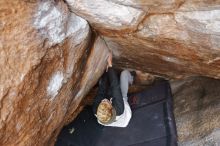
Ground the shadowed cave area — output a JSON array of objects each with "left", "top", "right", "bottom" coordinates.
[{"left": 1, "top": 0, "right": 220, "bottom": 146}]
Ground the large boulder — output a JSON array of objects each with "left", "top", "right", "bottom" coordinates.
[
  {"left": 0, "top": 0, "right": 108, "bottom": 145},
  {"left": 66, "top": 0, "right": 220, "bottom": 79},
  {"left": 171, "top": 77, "right": 220, "bottom": 146},
  {"left": 1, "top": 0, "right": 220, "bottom": 145}
]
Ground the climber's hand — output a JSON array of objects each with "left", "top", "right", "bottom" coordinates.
[{"left": 106, "top": 52, "right": 112, "bottom": 72}]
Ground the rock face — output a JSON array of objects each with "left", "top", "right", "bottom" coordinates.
[
  {"left": 66, "top": 0, "right": 220, "bottom": 79},
  {"left": 1, "top": 0, "right": 220, "bottom": 145},
  {"left": 0, "top": 1, "right": 108, "bottom": 146},
  {"left": 171, "top": 77, "right": 220, "bottom": 146}
]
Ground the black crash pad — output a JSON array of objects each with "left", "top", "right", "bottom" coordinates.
[{"left": 55, "top": 81, "right": 177, "bottom": 146}]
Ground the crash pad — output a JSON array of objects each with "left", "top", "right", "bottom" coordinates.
[{"left": 55, "top": 81, "right": 177, "bottom": 146}]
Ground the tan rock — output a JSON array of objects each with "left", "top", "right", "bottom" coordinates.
[
  {"left": 1, "top": 0, "right": 220, "bottom": 145},
  {"left": 48, "top": 36, "right": 110, "bottom": 145},
  {"left": 110, "top": 0, "right": 184, "bottom": 13},
  {"left": 63, "top": 36, "right": 110, "bottom": 123},
  {"left": 171, "top": 77, "right": 220, "bottom": 146},
  {"left": 66, "top": 0, "right": 220, "bottom": 79},
  {"left": 0, "top": 0, "right": 105, "bottom": 145},
  {"left": 66, "top": 0, "right": 146, "bottom": 32}
]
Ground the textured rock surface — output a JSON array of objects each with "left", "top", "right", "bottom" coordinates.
[
  {"left": 66, "top": 0, "right": 145, "bottom": 31},
  {"left": 1, "top": 0, "right": 220, "bottom": 145},
  {"left": 66, "top": 0, "right": 220, "bottom": 79},
  {"left": 0, "top": 1, "right": 109, "bottom": 146},
  {"left": 48, "top": 37, "right": 110, "bottom": 145},
  {"left": 63, "top": 37, "right": 110, "bottom": 121},
  {"left": 171, "top": 77, "right": 220, "bottom": 146}
]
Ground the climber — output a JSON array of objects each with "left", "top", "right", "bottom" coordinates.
[{"left": 93, "top": 52, "right": 134, "bottom": 127}]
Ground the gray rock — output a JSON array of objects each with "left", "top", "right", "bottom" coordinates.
[{"left": 171, "top": 77, "right": 220, "bottom": 146}]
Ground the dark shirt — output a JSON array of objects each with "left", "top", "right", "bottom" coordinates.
[{"left": 93, "top": 68, "right": 124, "bottom": 116}]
